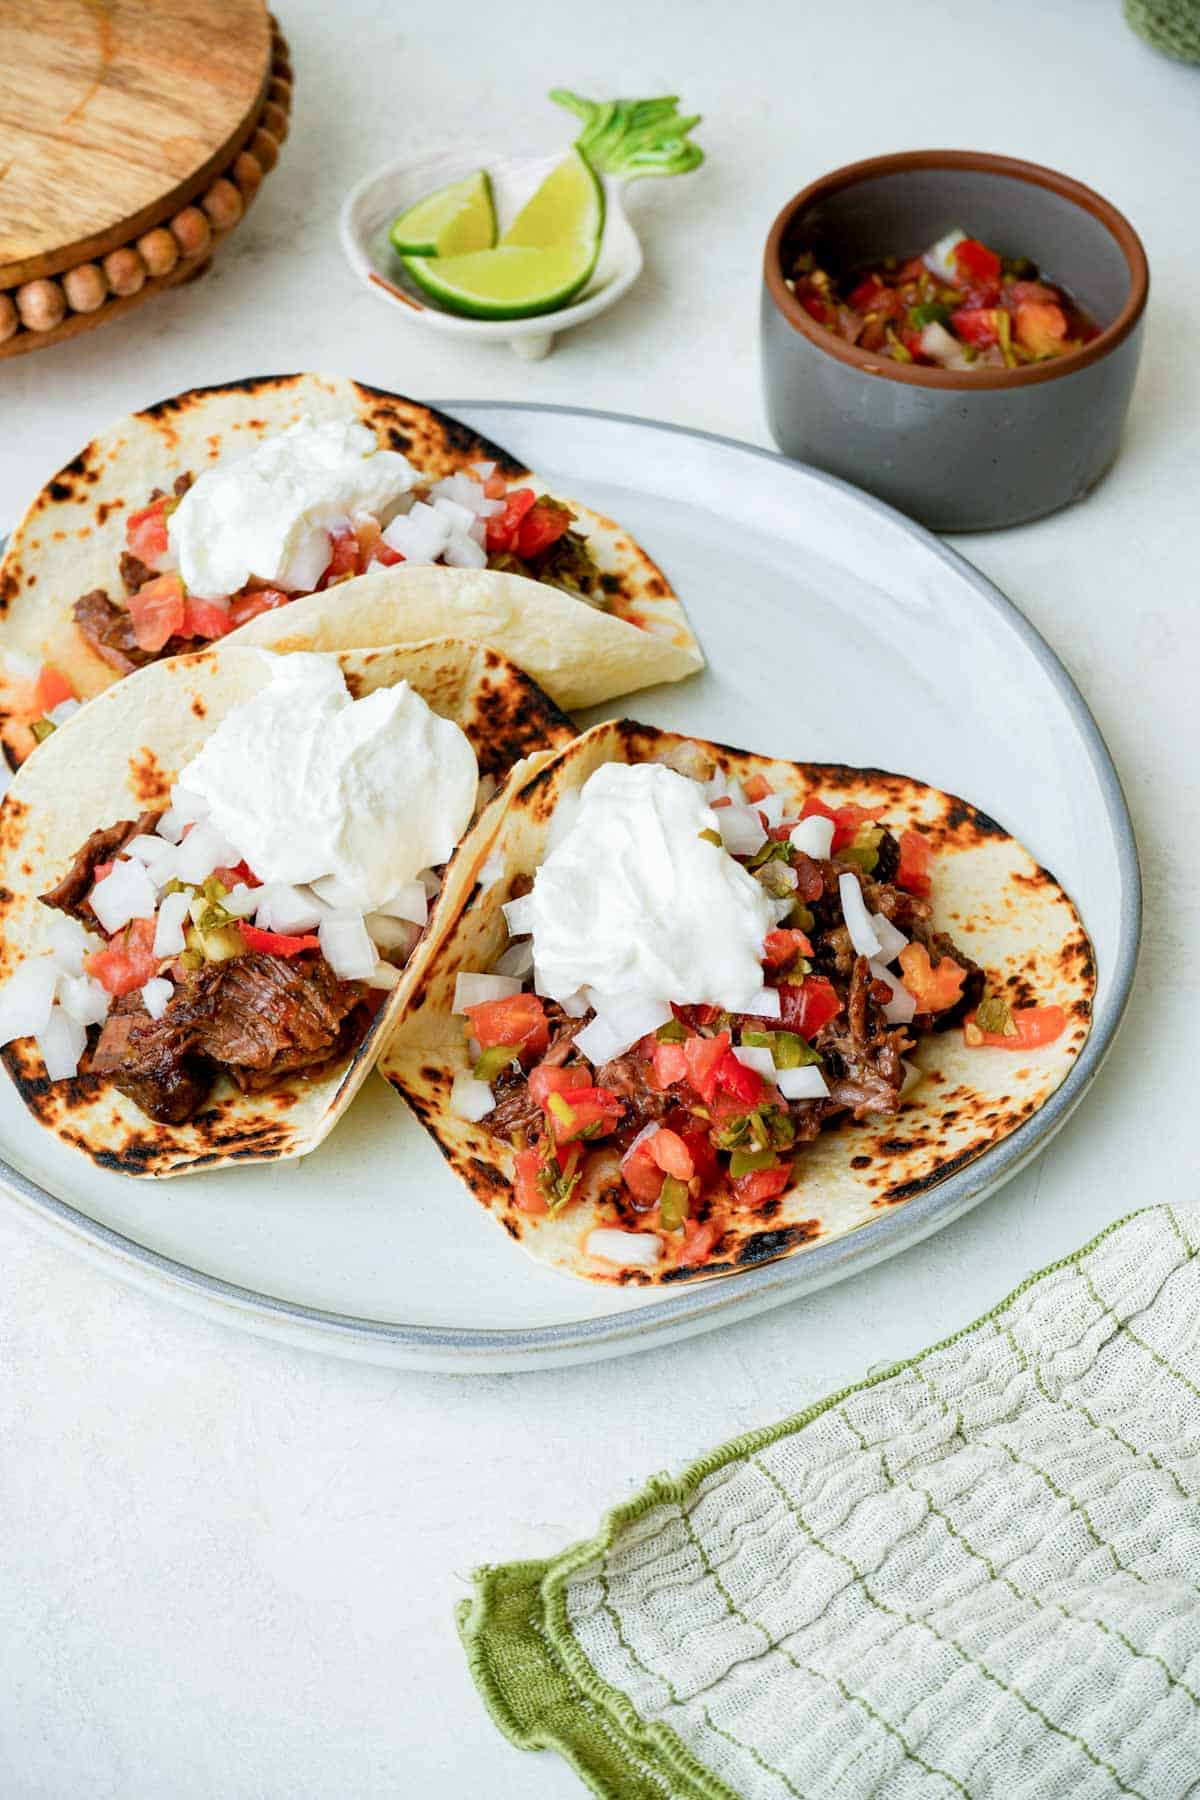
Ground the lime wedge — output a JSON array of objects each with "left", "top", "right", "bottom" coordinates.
[
  {"left": 389, "top": 170, "right": 496, "bottom": 258},
  {"left": 501, "top": 148, "right": 604, "bottom": 254},
  {"left": 401, "top": 242, "right": 597, "bottom": 319}
]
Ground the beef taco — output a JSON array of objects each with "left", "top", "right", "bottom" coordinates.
[
  {"left": 380, "top": 720, "right": 1094, "bottom": 1285},
  {"left": 0, "top": 638, "right": 573, "bottom": 1176},
  {"left": 0, "top": 374, "right": 702, "bottom": 765}
]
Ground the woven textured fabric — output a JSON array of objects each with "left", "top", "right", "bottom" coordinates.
[
  {"left": 1125, "top": 0, "right": 1200, "bottom": 61},
  {"left": 461, "top": 1205, "right": 1200, "bottom": 1798}
]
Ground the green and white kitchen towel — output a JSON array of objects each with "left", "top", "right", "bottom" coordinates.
[{"left": 460, "top": 1205, "right": 1200, "bottom": 1797}]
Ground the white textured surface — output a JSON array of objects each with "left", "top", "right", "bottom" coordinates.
[{"left": 1, "top": 0, "right": 1197, "bottom": 1793}]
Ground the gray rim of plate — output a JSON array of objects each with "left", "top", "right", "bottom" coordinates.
[{"left": 0, "top": 404, "right": 1142, "bottom": 1362}]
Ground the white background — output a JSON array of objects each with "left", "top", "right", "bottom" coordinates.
[{"left": 1, "top": 2, "right": 1197, "bottom": 1794}]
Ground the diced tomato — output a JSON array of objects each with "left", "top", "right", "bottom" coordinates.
[
  {"left": 127, "top": 573, "right": 185, "bottom": 653},
  {"left": 125, "top": 497, "right": 171, "bottom": 566},
  {"left": 84, "top": 917, "right": 159, "bottom": 997},
  {"left": 645, "top": 1127, "right": 694, "bottom": 1181},
  {"left": 350, "top": 516, "right": 403, "bottom": 570},
  {"left": 465, "top": 991, "right": 549, "bottom": 1063},
  {"left": 678, "top": 1217, "right": 719, "bottom": 1267},
  {"left": 650, "top": 1039, "right": 689, "bottom": 1090},
  {"left": 485, "top": 487, "right": 538, "bottom": 554},
  {"left": 238, "top": 922, "right": 317, "bottom": 957},
  {"left": 900, "top": 326, "right": 931, "bottom": 363},
  {"left": 778, "top": 976, "right": 843, "bottom": 1039},
  {"left": 228, "top": 588, "right": 291, "bottom": 629},
  {"left": 31, "top": 665, "right": 75, "bottom": 714},
  {"left": 621, "top": 1139, "right": 665, "bottom": 1205},
  {"left": 847, "top": 273, "right": 889, "bottom": 312},
  {"left": 898, "top": 943, "right": 966, "bottom": 1012},
  {"left": 679, "top": 1126, "right": 720, "bottom": 1190},
  {"left": 796, "top": 285, "right": 831, "bottom": 326},
  {"left": 528, "top": 1063, "right": 590, "bottom": 1109},
  {"left": 742, "top": 774, "right": 773, "bottom": 804},
  {"left": 513, "top": 1146, "right": 548, "bottom": 1214},
  {"left": 673, "top": 1002, "right": 723, "bottom": 1029},
  {"left": 715, "top": 1050, "right": 763, "bottom": 1108},
  {"left": 542, "top": 1083, "right": 622, "bottom": 1145},
  {"left": 1006, "top": 280, "right": 1058, "bottom": 307},
  {"left": 800, "top": 796, "right": 883, "bottom": 853},
  {"left": 731, "top": 1163, "right": 792, "bottom": 1208},
  {"left": 212, "top": 860, "right": 260, "bottom": 889},
  {"left": 681, "top": 1029, "right": 730, "bottom": 1103},
  {"left": 950, "top": 306, "right": 1002, "bottom": 348},
  {"left": 514, "top": 496, "right": 573, "bottom": 560},
  {"left": 481, "top": 473, "right": 507, "bottom": 500},
  {"left": 965, "top": 1004, "right": 1067, "bottom": 1050},
  {"left": 952, "top": 237, "right": 1002, "bottom": 284},
  {"left": 762, "top": 928, "right": 813, "bottom": 970},
  {"left": 181, "top": 598, "right": 234, "bottom": 641},
  {"left": 318, "top": 524, "right": 363, "bottom": 588},
  {"left": 896, "top": 829, "right": 931, "bottom": 897},
  {"left": 1014, "top": 301, "right": 1068, "bottom": 357}
]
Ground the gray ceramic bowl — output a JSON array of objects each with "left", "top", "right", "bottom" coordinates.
[{"left": 761, "top": 150, "right": 1149, "bottom": 531}]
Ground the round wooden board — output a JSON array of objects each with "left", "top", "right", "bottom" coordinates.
[{"left": 0, "top": 2, "right": 292, "bottom": 358}]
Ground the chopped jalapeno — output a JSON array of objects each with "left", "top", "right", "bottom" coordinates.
[
  {"left": 658, "top": 1176, "right": 689, "bottom": 1231},
  {"left": 840, "top": 823, "right": 884, "bottom": 873},
  {"left": 729, "top": 1145, "right": 779, "bottom": 1177},
  {"left": 974, "top": 997, "right": 1016, "bottom": 1037},
  {"left": 656, "top": 1019, "right": 687, "bottom": 1043},
  {"left": 474, "top": 1044, "right": 517, "bottom": 1082},
  {"left": 910, "top": 301, "right": 951, "bottom": 329},
  {"left": 546, "top": 1091, "right": 576, "bottom": 1128},
  {"left": 697, "top": 828, "right": 722, "bottom": 847},
  {"left": 772, "top": 1030, "right": 821, "bottom": 1069},
  {"left": 30, "top": 719, "right": 55, "bottom": 743}
]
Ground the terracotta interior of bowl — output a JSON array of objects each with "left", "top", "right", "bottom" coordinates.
[{"left": 788, "top": 169, "right": 1133, "bottom": 327}]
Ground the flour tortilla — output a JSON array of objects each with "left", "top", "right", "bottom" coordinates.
[
  {"left": 0, "top": 638, "right": 574, "bottom": 1177},
  {"left": 380, "top": 720, "right": 1095, "bottom": 1286},
  {"left": 0, "top": 373, "right": 703, "bottom": 764}
]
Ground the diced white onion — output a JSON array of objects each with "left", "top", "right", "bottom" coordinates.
[
  {"left": 174, "top": 822, "right": 239, "bottom": 887},
  {"left": 124, "top": 835, "right": 179, "bottom": 887},
  {"left": 470, "top": 460, "right": 496, "bottom": 480},
  {"left": 36, "top": 1005, "right": 86, "bottom": 1080},
  {"left": 492, "top": 938, "right": 534, "bottom": 979},
  {"left": 451, "top": 1073, "right": 495, "bottom": 1121},
  {"left": 742, "top": 986, "right": 781, "bottom": 1020},
  {"left": 140, "top": 977, "right": 173, "bottom": 1020},
  {"left": 839, "top": 873, "right": 882, "bottom": 958},
  {"left": 221, "top": 882, "right": 261, "bottom": 919},
  {"left": 46, "top": 698, "right": 80, "bottom": 727},
  {"left": 705, "top": 768, "right": 727, "bottom": 802},
  {"left": 382, "top": 500, "right": 451, "bottom": 564},
  {"left": 732, "top": 1045, "right": 776, "bottom": 1080},
  {"left": 155, "top": 807, "right": 188, "bottom": 845},
  {"left": 0, "top": 958, "right": 58, "bottom": 1044},
  {"left": 585, "top": 1228, "right": 663, "bottom": 1270},
  {"left": 923, "top": 227, "right": 966, "bottom": 282},
  {"left": 58, "top": 973, "right": 110, "bottom": 1028},
  {"left": 318, "top": 913, "right": 377, "bottom": 982},
  {"left": 255, "top": 883, "right": 325, "bottom": 933},
  {"left": 919, "top": 320, "right": 972, "bottom": 370},
  {"left": 557, "top": 988, "right": 590, "bottom": 1019},
  {"left": 90, "top": 858, "right": 158, "bottom": 934},
  {"left": 365, "top": 913, "right": 420, "bottom": 956},
  {"left": 4, "top": 649, "right": 42, "bottom": 682},
  {"left": 871, "top": 913, "right": 908, "bottom": 965},
  {"left": 466, "top": 515, "right": 487, "bottom": 547},
  {"left": 777, "top": 1064, "right": 829, "bottom": 1101},
  {"left": 869, "top": 959, "right": 916, "bottom": 1025},
  {"left": 420, "top": 868, "right": 443, "bottom": 900},
  {"left": 376, "top": 881, "right": 428, "bottom": 926},
  {"left": 764, "top": 861, "right": 798, "bottom": 891},
  {"left": 453, "top": 971, "right": 522, "bottom": 1014},
  {"left": 758, "top": 792, "right": 787, "bottom": 828},
  {"left": 153, "top": 888, "right": 193, "bottom": 956},
  {"left": 575, "top": 996, "right": 672, "bottom": 1066},
  {"left": 310, "top": 873, "right": 362, "bottom": 910},
  {"left": 477, "top": 853, "right": 505, "bottom": 892},
  {"left": 168, "top": 785, "right": 209, "bottom": 825},
  {"left": 45, "top": 911, "right": 99, "bottom": 975},
  {"left": 901, "top": 1058, "right": 923, "bottom": 1098},
  {"left": 431, "top": 495, "right": 476, "bottom": 534},
  {"left": 502, "top": 894, "right": 535, "bottom": 935},
  {"left": 444, "top": 531, "right": 488, "bottom": 568},
  {"left": 790, "top": 815, "right": 834, "bottom": 859},
  {"left": 365, "top": 960, "right": 402, "bottom": 991},
  {"left": 716, "top": 804, "right": 767, "bottom": 857},
  {"left": 766, "top": 894, "right": 797, "bottom": 926}
]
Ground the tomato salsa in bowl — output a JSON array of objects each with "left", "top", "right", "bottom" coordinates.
[{"left": 761, "top": 150, "right": 1148, "bottom": 530}]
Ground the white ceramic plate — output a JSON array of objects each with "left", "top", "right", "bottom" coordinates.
[{"left": 0, "top": 407, "right": 1139, "bottom": 1371}]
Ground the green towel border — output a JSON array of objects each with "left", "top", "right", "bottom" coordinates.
[{"left": 458, "top": 1203, "right": 1168, "bottom": 1800}]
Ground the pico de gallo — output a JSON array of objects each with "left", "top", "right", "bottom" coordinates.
[
  {"left": 453, "top": 762, "right": 1068, "bottom": 1278},
  {"left": 787, "top": 228, "right": 1099, "bottom": 371},
  {"left": 62, "top": 464, "right": 598, "bottom": 697}
]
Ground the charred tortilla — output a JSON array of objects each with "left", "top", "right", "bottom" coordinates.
[
  {"left": 0, "top": 374, "right": 702, "bottom": 765},
  {"left": 0, "top": 638, "right": 573, "bottom": 1177},
  {"left": 380, "top": 720, "right": 1094, "bottom": 1286}
]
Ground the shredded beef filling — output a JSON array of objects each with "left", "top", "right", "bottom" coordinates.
[
  {"left": 91, "top": 953, "right": 370, "bottom": 1124},
  {"left": 39, "top": 811, "right": 162, "bottom": 921}
]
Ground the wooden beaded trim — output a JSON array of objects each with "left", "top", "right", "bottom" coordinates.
[{"left": 0, "top": 20, "right": 293, "bottom": 358}]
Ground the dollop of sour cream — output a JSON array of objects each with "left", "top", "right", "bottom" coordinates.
[
  {"left": 528, "top": 762, "right": 773, "bottom": 1013},
  {"left": 178, "top": 653, "right": 477, "bottom": 910},
  {"left": 168, "top": 417, "right": 420, "bottom": 599}
]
